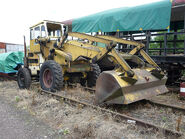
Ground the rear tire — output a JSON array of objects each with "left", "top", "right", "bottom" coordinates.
[
  {"left": 40, "top": 60, "right": 63, "bottom": 92},
  {"left": 17, "top": 68, "right": 31, "bottom": 89},
  {"left": 87, "top": 64, "right": 101, "bottom": 87}
]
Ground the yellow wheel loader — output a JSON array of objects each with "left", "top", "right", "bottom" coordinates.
[{"left": 17, "top": 20, "right": 168, "bottom": 105}]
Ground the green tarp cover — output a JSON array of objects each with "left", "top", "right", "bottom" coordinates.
[
  {"left": 72, "top": 0, "right": 172, "bottom": 33},
  {"left": 0, "top": 52, "right": 24, "bottom": 73}
]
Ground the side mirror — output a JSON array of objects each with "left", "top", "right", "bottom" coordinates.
[
  {"left": 47, "top": 37, "right": 51, "bottom": 43},
  {"left": 35, "top": 36, "right": 40, "bottom": 43}
]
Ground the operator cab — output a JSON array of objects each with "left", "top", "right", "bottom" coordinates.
[
  {"left": 29, "top": 20, "right": 68, "bottom": 56},
  {"left": 30, "top": 20, "right": 66, "bottom": 40}
]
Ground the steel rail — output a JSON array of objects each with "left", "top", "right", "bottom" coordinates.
[
  {"left": 70, "top": 85, "right": 185, "bottom": 112},
  {"left": 146, "top": 99, "right": 185, "bottom": 112},
  {"left": 0, "top": 73, "right": 16, "bottom": 81},
  {"left": 40, "top": 89, "right": 183, "bottom": 137}
]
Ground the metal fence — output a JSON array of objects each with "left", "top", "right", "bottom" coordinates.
[{"left": 117, "top": 31, "right": 185, "bottom": 57}]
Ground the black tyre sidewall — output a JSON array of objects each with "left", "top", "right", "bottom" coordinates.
[
  {"left": 17, "top": 68, "right": 31, "bottom": 89},
  {"left": 40, "top": 60, "right": 63, "bottom": 92},
  {"left": 87, "top": 64, "right": 101, "bottom": 87}
]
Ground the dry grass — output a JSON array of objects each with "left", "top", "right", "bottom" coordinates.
[
  {"left": 0, "top": 81, "right": 184, "bottom": 139},
  {"left": 63, "top": 84, "right": 95, "bottom": 104}
]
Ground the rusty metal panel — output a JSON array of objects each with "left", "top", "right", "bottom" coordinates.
[{"left": 0, "top": 42, "right": 6, "bottom": 49}]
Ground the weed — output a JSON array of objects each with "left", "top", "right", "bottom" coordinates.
[{"left": 15, "top": 96, "right": 20, "bottom": 102}]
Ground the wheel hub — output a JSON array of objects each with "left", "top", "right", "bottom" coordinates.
[{"left": 43, "top": 68, "right": 53, "bottom": 88}]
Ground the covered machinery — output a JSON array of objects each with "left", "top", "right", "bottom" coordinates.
[
  {"left": 17, "top": 20, "right": 168, "bottom": 105},
  {"left": 0, "top": 51, "right": 24, "bottom": 73}
]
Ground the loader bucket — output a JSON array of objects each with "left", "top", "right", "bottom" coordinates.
[{"left": 95, "top": 69, "right": 168, "bottom": 104}]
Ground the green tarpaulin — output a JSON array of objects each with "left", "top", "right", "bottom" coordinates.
[
  {"left": 0, "top": 52, "right": 24, "bottom": 73},
  {"left": 72, "top": 0, "right": 172, "bottom": 33}
]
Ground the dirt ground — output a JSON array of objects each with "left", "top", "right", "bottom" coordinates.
[
  {"left": 0, "top": 81, "right": 184, "bottom": 139},
  {"left": 56, "top": 84, "right": 185, "bottom": 133}
]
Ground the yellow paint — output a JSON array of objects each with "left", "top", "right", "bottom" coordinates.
[
  {"left": 139, "top": 28, "right": 143, "bottom": 31},
  {"left": 69, "top": 32, "right": 111, "bottom": 45},
  {"left": 140, "top": 49, "right": 159, "bottom": 68},
  {"left": 124, "top": 93, "right": 138, "bottom": 103},
  {"left": 82, "top": 72, "right": 87, "bottom": 78},
  {"left": 62, "top": 42, "right": 99, "bottom": 61},
  {"left": 54, "top": 52, "right": 67, "bottom": 65},
  {"left": 145, "top": 68, "right": 155, "bottom": 72},
  {"left": 129, "top": 45, "right": 144, "bottom": 55},
  {"left": 64, "top": 76, "right": 69, "bottom": 81},
  {"left": 113, "top": 72, "right": 129, "bottom": 87},
  {"left": 97, "top": 35, "right": 145, "bottom": 47},
  {"left": 30, "top": 40, "right": 40, "bottom": 53}
]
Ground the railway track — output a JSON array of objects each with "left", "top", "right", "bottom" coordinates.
[
  {"left": 70, "top": 85, "right": 185, "bottom": 112},
  {"left": 0, "top": 73, "right": 16, "bottom": 81},
  {"left": 146, "top": 99, "right": 185, "bottom": 112},
  {"left": 40, "top": 89, "right": 183, "bottom": 137}
]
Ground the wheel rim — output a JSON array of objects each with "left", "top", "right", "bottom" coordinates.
[
  {"left": 43, "top": 68, "right": 53, "bottom": 88},
  {"left": 19, "top": 72, "right": 25, "bottom": 87}
]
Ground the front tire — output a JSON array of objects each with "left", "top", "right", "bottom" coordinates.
[
  {"left": 40, "top": 60, "right": 63, "bottom": 92},
  {"left": 87, "top": 64, "right": 101, "bottom": 87},
  {"left": 17, "top": 67, "right": 31, "bottom": 89}
]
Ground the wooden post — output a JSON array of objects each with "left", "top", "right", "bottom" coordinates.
[
  {"left": 23, "top": 36, "right": 28, "bottom": 68},
  {"left": 146, "top": 31, "right": 150, "bottom": 53},
  {"left": 184, "top": 12, "right": 185, "bottom": 56},
  {"left": 159, "top": 42, "right": 162, "bottom": 55},
  {"left": 164, "top": 33, "right": 167, "bottom": 56},
  {"left": 173, "top": 25, "right": 177, "bottom": 54},
  {"left": 130, "top": 33, "right": 134, "bottom": 49}
]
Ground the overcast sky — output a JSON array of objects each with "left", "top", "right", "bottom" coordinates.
[{"left": 0, "top": 0, "right": 162, "bottom": 45}]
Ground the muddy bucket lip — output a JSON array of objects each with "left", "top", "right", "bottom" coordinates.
[
  {"left": 95, "top": 70, "right": 168, "bottom": 105},
  {"left": 122, "top": 84, "right": 168, "bottom": 104},
  {"left": 95, "top": 71, "right": 122, "bottom": 104}
]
